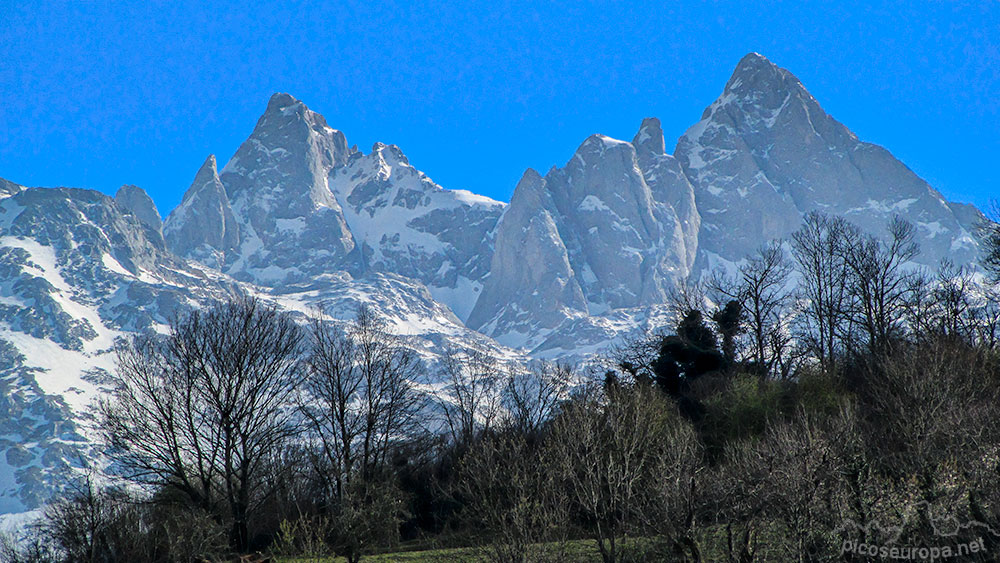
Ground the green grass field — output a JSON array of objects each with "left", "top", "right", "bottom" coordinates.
[
  {"left": 276, "top": 538, "right": 609, "bottom": 562},
  {"left": 274, "top": 525, "right": 795, "bottom": 561}
]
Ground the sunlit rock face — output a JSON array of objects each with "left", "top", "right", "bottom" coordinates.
[
  {"left": 164, "top": 155, "right": 240, "bottom": 269},
  {"left": 675, "top": 52, "right": 979, "bottom": 273},
  {"left": 469, "top": 121, "right": 699, "bottom": 350},
  {"left": 165, "top": 94, "right": 505, "bottom": 321},
  {"left": 114, "top": 184, "right": 162, "bottom": 237}
]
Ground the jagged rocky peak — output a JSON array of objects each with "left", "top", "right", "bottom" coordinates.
[
  {"left": 725, "top": 53, "right": 787, "bottom": 93},
  {"left": 675, "top": 52, "right": 980, "bottom": 270},
  {"left": 371, "top": 141, "right": 409, "bottom": 165},
  {"left": 114, "top": 184, "right": 162, "bottom": 235},
  {"left": 466, "top": 167, "right": 585, "bottom": 339},
  {"left": 469, "top": 125, "right": 699, "bottom": 348},
  {"left": 263, "top": 92, "right": 339, "bottom": 135},
  {"left": 630, "top": 118, "right": 701, "bottom": 271},
  {"left": 163, "top": 154, "right": 240, "bottom": 268},
  {"left": 194, "top": 154, "right": 219, "bottom": 183},
  {"left": 632, "top": 117, "right": 666, "bottom": 155},
  {"left": 329, "top": 137, "right": 505, "bottom": 321},
  {"left": 208, "top": 93, "right": 360, "bottom": 284},
  {"left": 220, "top": 92, "right": 355, "bottom": 217}
]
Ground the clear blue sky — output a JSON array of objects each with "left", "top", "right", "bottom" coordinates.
[{"left": 1, "top": 1, "right": 997, "bottom": 214}]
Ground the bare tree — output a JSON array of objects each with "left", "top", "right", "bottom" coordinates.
[
  {"left": 457, "top": 430, "right": 570, "bottom": 563},
  {"left": 841, "top": 217, "right": 919, "bottom": 356},
  {"left": 100, "top": 296, "right": 305, "bottom": 551},
  {"left": 546, "top": 385, "right": 703, "bottom": 563},
  {"left": 976, "top": 201, "right": 1000, "bottom": 283},
  {"left": 299, "top": 305, "right": 420, "bottom": 562},
  {"left": 302, "top": 305, "right": 421, "bottom": 488},
  {"left": 931, "top": 260, "right": 978, "bottom": 341},
  {"left": 791, "top": 212, "right": 857, "bottom": 369},
  {"left": 857, "top": 335, "right": 999, "bottom": 480},
  {"left": 710, "top": 242, "right": 793, "bottom": 377},
  {"left": 501, "top": 362, "right": 572, "bottom": 438},
  {"left": 721, "top": 405, "right": 873, "bottom": 562},
  {"left": 437, "top": 347, "right": 503, "bottom": 448},
  {"left": 902, "top": 268, "right": 937, "bottom": 340},
  {"left": 603, "top": 329, "right": 665, "bottom": 386}
]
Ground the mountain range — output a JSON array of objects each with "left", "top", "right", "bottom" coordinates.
[{"left": 0, "top": 53, "right": 984, "bottom": 516}]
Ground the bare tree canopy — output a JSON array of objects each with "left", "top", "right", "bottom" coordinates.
[
  {"left": 100, "top": 295, "right": 305, "bottom": 552},
  {"left": 298, "top": 304, "right": 421, "bottom": 563}
]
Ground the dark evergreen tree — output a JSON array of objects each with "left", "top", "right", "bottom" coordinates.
[
  {"left": 652, "top": 309, "right": 724, "bottom": 422},
  {"left": 712, "top": 300, "right": 744, "bottom": 367}
]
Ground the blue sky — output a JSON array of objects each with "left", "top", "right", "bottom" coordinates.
[{"left": 1, "top": 1, "right": 997, "bottom": 214}]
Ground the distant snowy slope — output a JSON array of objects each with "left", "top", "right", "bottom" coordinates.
[
  {"left": 0, "top": 182, "right": 238, "bottom": 512},
  {"left": 330, "top": 142, "right": 504, "bottom": 321},
  {"left": 165, "top": 94, "right": 504, "bottom": 321}
]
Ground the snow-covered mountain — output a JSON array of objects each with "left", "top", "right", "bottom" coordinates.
[
  {"left": 471, "top": 53, "right": 983, "bottom": 353},
  {"left": 164, "top": 93, "right": 504, "bottom": 321},
  {"left": 0, "top": 52, "right": 986, "bottom": 514},
  {"left": 0, "top": 178, "right": 511, "bottom": 515},
  {"left": 675, "top": 52, "right": 979, "bottom": 274},
  {"left": 0, "top": 182, "right": 240, "bottom": 512}
]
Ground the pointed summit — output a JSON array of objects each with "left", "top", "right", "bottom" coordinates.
[
  {"left": 191, "top": 154, "right": 219, "bottom": 188},
  {"left": 632, "top": 117, "right": 665, "bottom": 155},
  {"left": 725, "top": 52, "right": 786, "bottom": 92},
  {"left": 714, "top": 52, "right": 809, "bottom": 119},
  {"left": 163, "top": 154, "right": 240, "bottom": 267},
  {"left": 673, "top": 53, "right": 979, "bottom": 270},
  {"left": 220, "top": 93, "right": 351, "bottom": 217},
  {"left": 370, "top": 142, "right": 410, "bottom": 166},
  {"left": 213, "top": 93, "right": 360, "bottom": 283}
]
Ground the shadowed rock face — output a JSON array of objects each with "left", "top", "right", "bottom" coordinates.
[{"left": 114, "top": 184, "right": 162, "bottom": 236}]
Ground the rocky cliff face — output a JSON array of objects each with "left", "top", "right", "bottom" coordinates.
[
  {"left": 468, "top": 52, "right": 982, "bottom": 353},
  {"left": 215, "top": 92, "right": 361, "bottom": 284},
  {"left": 164, "top": 155, "right": 240, "bottom": 269},
  {"left": 330, "top": 141, "right": 504, "bottom": 320},
  {"left": 468, "top": 121, "right": 700, "bottom": 349},
  {"left": 165, "top": 94, "right": 504, "bottom": 320},
  {"left": 114, "top": 184, "right": 162, "bottom": 237}
]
